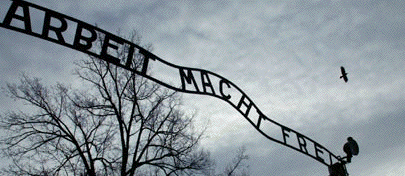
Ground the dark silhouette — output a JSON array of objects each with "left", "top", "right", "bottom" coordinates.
[
  {"left": 225, "top": 146, "right": 250, "bottom": 176},
  {"left": 0, "top": 0, "right": 344, "bottom": 168},
  {"left": 343, "top": 137, "right": 359, "bottom": 163},
  {"left": 0, "top": 33, "right": 213, "bottom": 176},
  {"left": 340, "top": 66, "right": 348, "bottom": 83},
  {"left": 329, "top": 162, "right": 348, "bottom": 176}
]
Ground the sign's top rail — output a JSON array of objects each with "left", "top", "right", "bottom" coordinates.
[{"left": 0, "top": 0, "right": 342, "bottom": 166}]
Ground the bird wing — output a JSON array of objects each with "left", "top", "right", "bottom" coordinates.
[
  {"left": 340, "top": 66, "right": 346, "bottom": 74},
  {"left": 343, "top": 75, "right": 348, "bottom": 82}
]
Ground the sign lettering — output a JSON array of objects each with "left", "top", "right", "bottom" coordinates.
[{"left": 0, "top": 0, "right": 341, "bottom": 166}]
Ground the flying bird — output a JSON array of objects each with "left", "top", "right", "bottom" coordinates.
[{"left": 340, "top": 66, "right": 348, "bottom": 83}]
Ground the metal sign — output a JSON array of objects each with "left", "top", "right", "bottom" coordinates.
[{"left": 0, "top": 0, "right": 342, "bottom": 166}]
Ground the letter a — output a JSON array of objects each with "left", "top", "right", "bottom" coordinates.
[
  {"left": 201, "top": 71, "right": 215, "bottom": 95},
  {"left": 3, "top": 1, "right": 32, "bottom": 33}
]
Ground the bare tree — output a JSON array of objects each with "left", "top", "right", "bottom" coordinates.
[
  {"left": 223, "top": 146, "right": 250, "bottom": 176},
  {"left": 0, "top": 32, "right": 213, "bottom": 176}
]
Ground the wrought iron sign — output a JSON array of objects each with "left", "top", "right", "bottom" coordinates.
[{"left": 1, "top": 0, "right": 343, "bottom": 167}]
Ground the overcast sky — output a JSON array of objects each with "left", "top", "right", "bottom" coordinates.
[{"left": 1, "top": 0, "right": 405, "bottom": 175}]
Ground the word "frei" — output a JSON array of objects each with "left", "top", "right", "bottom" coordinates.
[{"left": 0, "top": 0, "right": 341, "bottom": 166}]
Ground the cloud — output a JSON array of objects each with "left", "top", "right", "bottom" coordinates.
[{"left": 1, "top": 0, "right": 405, "bottom": 175}]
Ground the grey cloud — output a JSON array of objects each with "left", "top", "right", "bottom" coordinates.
[{"left": 1, "top": 0, "right": 405, "bottom": 175}]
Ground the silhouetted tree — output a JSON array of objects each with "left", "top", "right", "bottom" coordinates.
[
  {"left": 0, "top": 32, "right": 213, "bottom": 176},
  {"left": 223, "top": 146, "right": 250, "bottom": 176}
]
